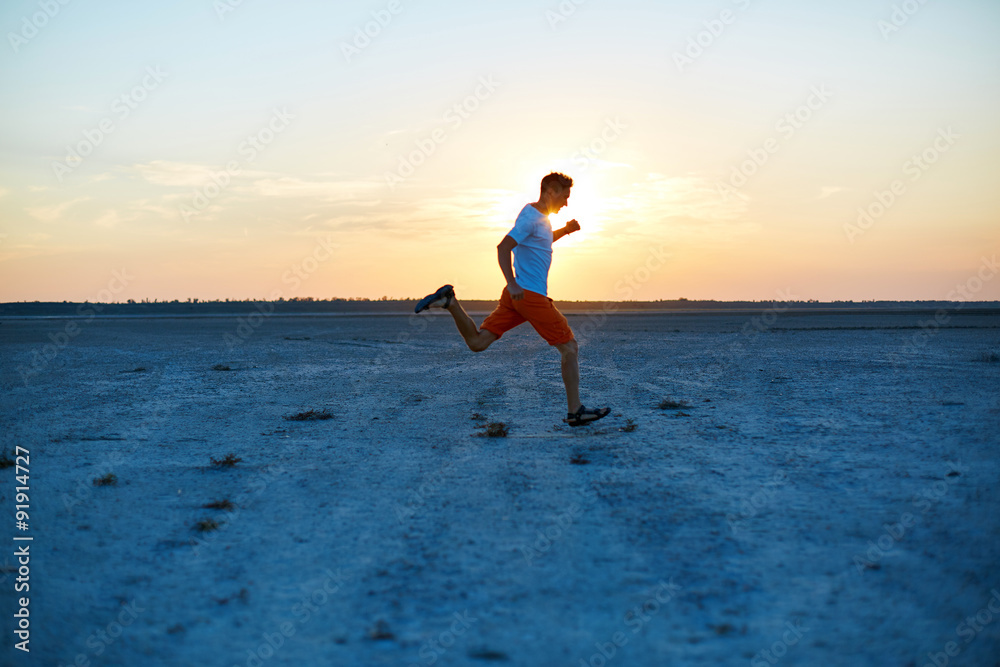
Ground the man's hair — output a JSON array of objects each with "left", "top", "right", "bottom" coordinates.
[{"left": 540, "top": 172, "right": 573, "bottom": 193}]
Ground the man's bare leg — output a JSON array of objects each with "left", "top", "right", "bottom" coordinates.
[
  {"left": 446, "top": 299, "right": 498, "bottom": 352},
  {"left": 555, "top": 339, "right": 581, "bottom": 413}
]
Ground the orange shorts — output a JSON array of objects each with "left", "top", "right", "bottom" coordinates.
[{"left": 480, "top": 288, "right": 575, "bottom": 346}]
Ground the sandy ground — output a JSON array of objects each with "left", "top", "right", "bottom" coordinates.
[{"left": 1, "top": 309, "right": 999, "bottom": 667}]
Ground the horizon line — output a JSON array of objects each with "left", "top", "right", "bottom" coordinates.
[{"left": 3, "top": 298, "right": 1000, "bottom": 306}]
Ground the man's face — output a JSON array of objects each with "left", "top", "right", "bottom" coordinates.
[{"left": 550, "top": 186, "right": 571, "bottom": 213}]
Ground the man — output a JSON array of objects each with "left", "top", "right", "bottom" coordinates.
[{"left": 415, "top": 172, "right": 610, "bottom": 427}]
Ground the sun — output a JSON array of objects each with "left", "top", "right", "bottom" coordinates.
[{"left": 549, "top": 183, "right": 607, "bottom": 236}]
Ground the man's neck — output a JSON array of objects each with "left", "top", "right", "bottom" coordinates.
[{"left": 530, "top": 202, "right": 550, "bottom": 216}]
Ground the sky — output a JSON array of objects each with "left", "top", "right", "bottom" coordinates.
[{"left": 1, "top": 0, "right": 998, "bottom": 303}]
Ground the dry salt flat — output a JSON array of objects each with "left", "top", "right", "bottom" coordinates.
[{"left": 1, "top": 309, "right": 999, "bottom": 667}]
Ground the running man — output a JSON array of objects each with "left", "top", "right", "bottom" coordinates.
[{"left": 415, "top": 172, "right": 610, "bottom": 427}]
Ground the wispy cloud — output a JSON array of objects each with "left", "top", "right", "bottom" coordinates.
[
  {"left": 26, "top": 197, "right": 91, "bottom": 222},
  {"left": 244, "top": 176, "right": 382, "bottom": 202},
  {"left": 128, "top": 160, "right": 222, "bottom": 188},
  {"left": 819, "top": 186, "right": 846, "bottom": 199},
  {"left": 131, "top": 199, "right": 179, "bottom": 218},
  {"left": 93, "top": 210, "right": 123, "bottom": 229},
  {"left": 606, "top": 174, "right": 749, "bottom": 226}
]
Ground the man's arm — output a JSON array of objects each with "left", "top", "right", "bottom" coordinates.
[
  {"left": 553, "top": 219, "right": 580, "bottom": 243},
  {"left": 497, "top": 235, "right": 525, "bottom": 300}
]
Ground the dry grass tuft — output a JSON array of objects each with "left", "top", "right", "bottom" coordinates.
[
  {"left": 367, "top": 619, "right": 395, "bottom": 641},
  {"left": 195, "top": 518, "right": 221, "bottom": 532},
  {"left": 93, "top": 473, "right": 118, "bottom": 486},
  {"left": 210, "top": 454, "right": 242, "bottom": 468},
  {"left": 483, "top": 422, "right": 509, "bottom": 437},
  {"left": 203, "top": 499, "right": 236, "bottom": 511},
  {"left": 285, "top": 409, "right": 334, "bottom": 421}
]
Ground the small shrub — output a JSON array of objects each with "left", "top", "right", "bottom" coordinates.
[
  {"left": 620, "top": 419, "right": 637, "bottom": 433},
  {"left": 367, "top": 619, "right": 395, "bottom": 641},
  {"left": 468, "top": 649, "right": 510, "bottom": 661},
  {"left": 658, "top": 399, "right": 690, "bottom": 410},
  {"left": 979, "top": 351, "right": 1000, "bottom": 363},
  {"left": 210, "top": 454, "right": 242, "bottom": 468},
  {"left": 483, "top": 422, "right": 508, "bottom": 437},
  {"left": 215, "top": 588, "right": 249, "bottom": 605},
  {"left": 212, "top": 364, "right": 232, "bottom": 371},
  {"left": 285, "top": 410, "right": 334, "bottom": 421},
  {"left": 711, "top": 623, "right": 736, "bottom": 636},
  {"left": 93, "top": 473, "right": 118, "bottom": 487},
  {"left": 0, "top": 453, "right": 14, "bottom": 469},
  {"left": 195, "top": 518, "right": 221, "bottom": 532}
]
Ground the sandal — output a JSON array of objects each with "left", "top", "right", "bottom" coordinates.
[{"left": 564, "top": 405, "right": 611, "bottom": 427}]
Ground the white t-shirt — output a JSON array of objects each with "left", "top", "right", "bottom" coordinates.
[{"left": 507, "top": 204, "right": 553, "bottom": 296}]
